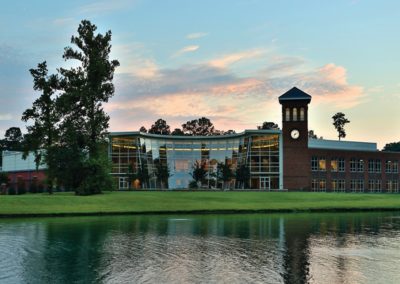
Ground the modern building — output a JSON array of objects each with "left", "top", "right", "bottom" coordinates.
[
  {"left": 110, "top": 87, "right": 400, "bottom": 192},
  {"left": 0, "top": 151, "right": 46, "bottom": 189}
]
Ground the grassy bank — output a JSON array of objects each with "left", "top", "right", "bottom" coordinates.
[{"left": 1, "top": 191, "right": 400, "bottom": 217}]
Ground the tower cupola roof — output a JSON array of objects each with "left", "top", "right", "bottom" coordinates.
[{"left": 279, "top": 87, "right": 311, "bottom": 104}]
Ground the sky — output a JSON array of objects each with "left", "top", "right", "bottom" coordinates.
[{"left": 0, "top": 0, "right": 399, "bottom": 148}]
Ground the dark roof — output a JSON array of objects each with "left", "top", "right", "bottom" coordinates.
[{"left": 278, "top": 87, "right": 312, "bottom": 104}]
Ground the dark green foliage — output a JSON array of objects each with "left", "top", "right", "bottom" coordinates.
[
  {"left": 148, "top": 119, "right": 171, "bottom": 135},
  {"left": 383, "top": 142, "right": 400, "bottom": 152},
  {"left": 37, "top": 183, "right": 44, "bottom": 193},
  {"left": 136, "top": 160, "right": 150, "bottom": 189},
  {"left": 22, "top": 20, "right": 119, "bottom": 195},
  {"left": 154, "top": 158, "right": 170, "bottom": 189},
  {"left": 308, "top": 130, "right": 318, "bottom": 139},
  {"left": 191, "top": 160, "right": 207, "bottom": 185},
  {"left": 223, "top": 130, "right": 236, "bottom": 135},
  {"left": 8, "top": 187, "right": 16, "bottom": 195},
  {"left": 189, "top": 180, "right": 198, "bottom": 189},
  {"left": 29, "top": 182, "right": 38, "bottom": 194},
  {"left": 217, "top": 162, "right": 234, "bottom": 189},
  {"left": 257, "top": 122, "right": 279, "bottom": 130},
  {"left": 171, "top": 128, "right": 184, "bottom": 136},
  {"left": 3, "top": 127, "right": 23, "bottom": 151},
  {"left": 235, "top": 164, "right": 250, "bottom": 189},
  {"left": 332, "top": 112, "right": 350, "bottom": 141},
  {"left": 139, "top": 126, "right": 147, "bottom": 133},
  {"left": 182, "top": 117, "right": 216, "bottom": 136},
  {"left": 17, "top": 180, "right": 26, "bottom": 195},
  {"left": 0, "top": 172, "right": 9, "bottom": 185},
  {"left": 75, "top": 154, "right": 114, "bottom": 195}
]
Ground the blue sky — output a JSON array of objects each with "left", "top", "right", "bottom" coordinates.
[{"left": 0, "top": 0, "right": 399, "bottom": 148}]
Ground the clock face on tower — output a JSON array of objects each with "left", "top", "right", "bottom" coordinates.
[{"left": 290, "top": 129, "right": 300, "bottom": 140}]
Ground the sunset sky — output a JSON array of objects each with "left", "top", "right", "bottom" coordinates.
[{"left": 0, "top": 0, "right": 399, "bottom": 148}]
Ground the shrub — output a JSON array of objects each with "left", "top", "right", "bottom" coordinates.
[
  {"left": 8, "top": 187, "right": 16, "bottom": 195},
  {"left": 189, "top": 180, "right": 198, "bottom": 189},
  {"left": 17, "top": 180, "right": 26, "bottom": 195},
  {"left": 37, "top": 183, "right": 44, "bottom": 193},
  {"left": 29, "top": 182, "right": 38, "bottom": 193}
]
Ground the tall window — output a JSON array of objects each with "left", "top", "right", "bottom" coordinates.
[
  {"left": 311, "top": 179, "right": 318, "bottom": 191},
  {"left": 331, "top": 158, "right": 338, "bottom": 172},
  {"left": 338, "top": 158, "right": 345, "bottom": 172},
  {"left": 319, "top": 158, "right": 326, "bottom": 171},
  {"left": 369, "top": 159, "right": 381, "bottom": 173},
  {"left": 300, "top": 107, "right": 305, "bottom": 121},
  {"left": 311, "top": 156, "right": 318, "bottom": 171},
  {"left": 285, "top": 108, "right": 290, "bottom": 121},
  {"left": 350, "top": 158, "right": 364, "bottom": 172},
  {"left": 319, "top": 179, "right": 326, "bottom": 191},
  {"left": 293, "top": 108, "right": 298, "bottom": 121},
  {"left": 386, "top": 160, "right": 399, "bottom": 173}
]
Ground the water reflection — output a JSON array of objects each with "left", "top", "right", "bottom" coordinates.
[{"left": 0, "top": 213, "right": 400, "bottom": 283}]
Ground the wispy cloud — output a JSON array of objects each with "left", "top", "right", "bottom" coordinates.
[
  {"left": 173, "top": 45, "right": 200, "bottom": 57},
  {"left": 186, "top": 32, "right": 208, "bottom": 39},
  {"left": 208, "top": 49, "right": 265, "bottom": 68},
  {"left": 108, "top": 51, "right": 365, "bottom": 133}
]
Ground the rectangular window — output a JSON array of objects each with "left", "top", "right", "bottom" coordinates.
[
  {"left": 350, "top": 158, "right": 364, "bottom": 172},
  {"left": 311, "top": 179, "right": 318, "bottom": 191},
  {"left": 369, "top": 179, "right": 382, "bottom": 192},
  {"left": 375, "top": 160, "right": 381, "bottom": 173},
  {"left": 293, "top": 108, "right": 298, "bottom": 121},
  {"left": 300, "top": 108, "right": 305, "bottom": 121},
  {"left": 332, "top": 179, "right": 338, "bottom": 191},
  {"left": 285, "top": 108, "right": 290, "bottom": 122},
  {"left": 319, "top": 158, "right": 326, "bottom": 172},
  {"left": 338, "top": 180, "right": 346, "bottom": 191},
  {"left": 358, "top": 179, "right": 364, "bottom": 192},
  {"left": 338, "top": 158, "right": 345, "bottom": 172},
  {"left": 311, "top": 157, "right": 318, "bottom": 171},
  {"left": 350, "top": 179, "right": 356, "bottom": 191},
  {"left": 368, "top": 160, "right": 375, "bottom": 173},
  {"left": 385, "top": 160, "right": 398, "bottom": 173},
  {"left": 319, "top": 179, "right": 326, "bottom": 191},
  {"left": 331, "top": 159, "right": 338, "bottom": 172}
]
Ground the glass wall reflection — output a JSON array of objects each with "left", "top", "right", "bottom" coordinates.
[{"left": 110, "top": 131, "right": 281, "bottom": 190}]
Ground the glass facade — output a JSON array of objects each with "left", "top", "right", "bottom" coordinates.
[{"left": 109, "top": 131, "right": 282, "bottom": 190}]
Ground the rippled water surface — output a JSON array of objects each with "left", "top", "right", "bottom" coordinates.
[{"left": 1, "top": 212, "right": 400, "bottom": 283}]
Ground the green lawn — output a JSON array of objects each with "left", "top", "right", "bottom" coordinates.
[{"left": 1, "top": 191, "right": 400, "bottom": 217}]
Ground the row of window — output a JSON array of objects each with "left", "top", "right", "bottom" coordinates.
[
  {"left": 311, "top": 157, "right": 399, "bottom": 173},
  {"left": 285, "top": 107, "right": 305, "bottom": 122},
  {"left": 311, "top": 179, "right": 399, "bottom": 192}
]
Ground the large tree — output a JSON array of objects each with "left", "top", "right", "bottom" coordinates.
[
  {"left": 3, "top": 127, "right": 23, "bottom": 151},
  {"left": 154, "top": 158, "right": 170, "bottom": 189},
  {"left": 22, "top": 62, "right": 60, "bottom": 193},
  {"left": 332, "top": 112, "right": 350, "bottom": 141},
  {"left": 59, "top": 19, "right": 120, "bottom": 158},
  {"left": 257, "top": 121, "right": 279, "bottom": 130},
  {"left": 191, "top": 160, "right": 208, "bottom": 186},
  {"left": 235, "top": 164, "right": 250, "bottom": 189},
  {"left": 59, "top": 20, "right": 119, "bottom": 194},
  {"left": 148, "top": 119, "right": 171, "bottom": 135},
  {"left": 383, "top": 142, "right": 400, "bottom": 152},
  {"left": 217, "top": 162, "right": 234, "bottom": 190},
  {"left": 182, "top": 117, "right": 216, "bottom": 136}
]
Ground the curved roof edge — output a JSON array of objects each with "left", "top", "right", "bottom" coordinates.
[{"left": 109, "top": 129, "right": 281, "bottom": 140}]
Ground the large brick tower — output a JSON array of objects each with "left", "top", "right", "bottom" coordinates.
[{"left": 279, "top": 87, "right": 311, "bottom": 190}]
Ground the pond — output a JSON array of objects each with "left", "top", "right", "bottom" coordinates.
[{"left": 1, "top": 212, "right": 400, "bottom": 283}]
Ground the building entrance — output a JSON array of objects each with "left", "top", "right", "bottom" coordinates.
[{"left": 260, "top": 177, "right": 270, "bottom": 190}]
